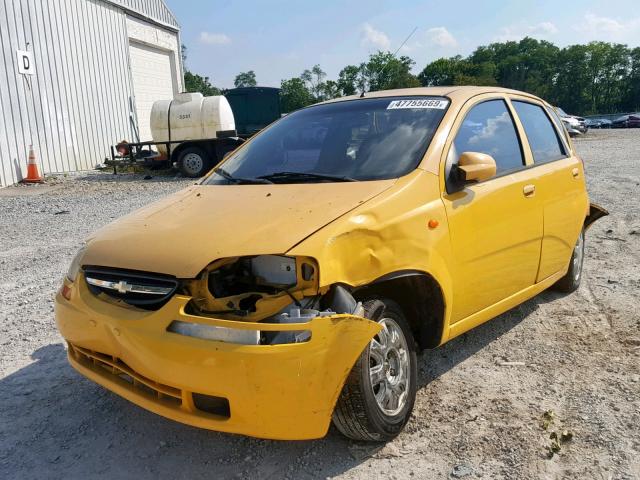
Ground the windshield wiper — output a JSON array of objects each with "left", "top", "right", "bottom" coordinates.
[
  {"left": 257, "top": 171, "right": 357, "bottom": 183},
  {"left": 214, "top": 167, "right": 273, "bottom": 184}
]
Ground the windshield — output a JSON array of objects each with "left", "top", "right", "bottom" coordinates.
[
  {"left": 204, "top": 96, "right": 449, "bottom": 184},
  {"left": 556, "top": 107, "right": 568, "bottom": 117}
]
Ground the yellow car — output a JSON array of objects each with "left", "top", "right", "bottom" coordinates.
[{"left": 55, "top": 87, "right": 607, "bottom": 441}]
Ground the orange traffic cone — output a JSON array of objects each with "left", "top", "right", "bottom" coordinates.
[{"left": 22, "top": 145, "right": 43, "bottom": 183}]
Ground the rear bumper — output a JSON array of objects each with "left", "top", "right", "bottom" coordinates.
[{"left": 55, "top": 275, "right": 380, "bottom": 440}]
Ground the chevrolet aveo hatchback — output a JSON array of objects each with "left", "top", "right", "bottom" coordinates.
[{"left": 56, "top": 87, "right": 607, "bottom": 441}]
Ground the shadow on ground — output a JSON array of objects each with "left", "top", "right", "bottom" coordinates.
[
  {"left": 0, "top": 291, "right": 560, "bottom": 479},
  {"left": 77, "top": 171, "right": 192, "bottom": 184}
]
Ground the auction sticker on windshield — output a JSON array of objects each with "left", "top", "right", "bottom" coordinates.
[{"left": 387, "top": 99, "right": 449, "bottom": 110}]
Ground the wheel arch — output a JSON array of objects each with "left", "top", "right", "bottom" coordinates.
[{"left": 353, "top": 270, "right": 446, "bottom": 350}]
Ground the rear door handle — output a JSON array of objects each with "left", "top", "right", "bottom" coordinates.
[
  {"left": 523, "top": 184, "right": 536, "bottom": 197},
  {"left": 572, "top": 167, "right": 580, "bottom": 178}
]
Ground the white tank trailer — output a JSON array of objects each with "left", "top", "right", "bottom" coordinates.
[{"left": 150, "top": 92, "right": 240, "bottom": 177}]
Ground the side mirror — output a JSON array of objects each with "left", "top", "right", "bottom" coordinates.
[{"left": 457, "top": 152, "right": 497, "bottom": 183}]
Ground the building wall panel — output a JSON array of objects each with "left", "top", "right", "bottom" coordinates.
[
  {"left": 0, "top": 0, "right": 180, "bottom": 187},
  {"left": 109, "top": 0, "right": 178, "bottom": 29}
]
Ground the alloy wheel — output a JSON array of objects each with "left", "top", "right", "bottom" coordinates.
[
  {"left": 368, "top": 318, "right": 410, "bottom": 416},
  {"left": 573, "top": 231, "right": 584, "bottom": 282}
]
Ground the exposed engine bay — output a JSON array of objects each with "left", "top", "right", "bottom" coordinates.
[{"left": 174, "top": 255, "right": 365, "bottom": 345}]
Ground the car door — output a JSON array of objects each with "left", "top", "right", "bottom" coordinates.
[
  {"left": 510, "top": 98, "right": 588, "bottom": 281},
  {"left": 441, "top": 96, "right": 543, "bottom": 323}
]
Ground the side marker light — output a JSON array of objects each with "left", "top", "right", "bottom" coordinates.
[{"left": 61, "top": 284, "right": 72, "bottom": 300}]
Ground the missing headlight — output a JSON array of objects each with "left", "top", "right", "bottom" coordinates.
[{"left": 208, "top": 255, "right": 297, "bottom": 299}]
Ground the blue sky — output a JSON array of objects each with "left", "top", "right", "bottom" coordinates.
[{"left": 166, "top": 0, "right": 640, "bottom": 89}]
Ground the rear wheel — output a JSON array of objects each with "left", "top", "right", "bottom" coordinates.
[
  {"left": 332, "top": 298, "right": 417, "bottom": 441},
  {"left": 178, "top": 146, "right": 210, "bottom": 178},
  {"left": 554, "top": 229, "right": 584, "bottom": 293}
]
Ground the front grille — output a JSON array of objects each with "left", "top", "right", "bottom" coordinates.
[
  {"left": 70, "top": 344, "right": 230, "bottom": 418},
  {"left": 83, "top": 266, "right": 179, "bottom": 310}
]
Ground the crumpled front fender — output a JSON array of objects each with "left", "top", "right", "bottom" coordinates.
[{"left": 55, "top": 276, "right": 381, "bottom": 440}]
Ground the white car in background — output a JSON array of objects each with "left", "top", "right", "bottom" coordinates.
[{"left": 555, "top": 107, "right": 588, "bottom": 136}]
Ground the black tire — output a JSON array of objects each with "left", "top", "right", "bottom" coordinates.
[
  {"left": 554, "top": 229, "right": 585, "bottom": 293},
  {"left": 332, "top": 298, "right": 417, "bottom": 441},
  {"left": 177, "top": 146, "right": 211, "bottom": 178}
]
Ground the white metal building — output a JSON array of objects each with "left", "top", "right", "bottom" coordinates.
[{"left": 0, "top": 0, "right": 183, "bottom": 187}]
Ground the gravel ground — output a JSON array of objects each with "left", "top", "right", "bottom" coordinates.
[{"left": 1, "top": 130, "right": 639, "bottom": 479}]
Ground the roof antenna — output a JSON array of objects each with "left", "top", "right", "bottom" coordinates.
[
  {"left": 393, "top": 27, "right": 418, "bottom": 57},
  {"left": 358, "top": 26, "right": 418, "bottom": 97}
]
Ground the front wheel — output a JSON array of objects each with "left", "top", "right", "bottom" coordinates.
[
  {"left": 554, "top": 229, "right": 585, "bottom": 293},
  {"left": 332, "top": 298, "right": 417, "bottom": 441}
]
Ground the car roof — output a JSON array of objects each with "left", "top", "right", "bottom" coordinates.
[{"left": 319, "top": 86, "right": 544, "bottom": 106}]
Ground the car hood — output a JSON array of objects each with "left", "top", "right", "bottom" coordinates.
[{"left": 81, "top": 180, "right": 395, "bottom": 278}]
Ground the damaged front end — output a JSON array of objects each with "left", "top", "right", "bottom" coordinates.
[
  {"left": 56, "top": 255, "right": 381, "bottom": 439},
  {"left": 178, "top": 255, "right": 365, "bottom": 345}
]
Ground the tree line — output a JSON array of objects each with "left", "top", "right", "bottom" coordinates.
[{"left": 183, "top": 38, "right": 640, "bottom": 116}]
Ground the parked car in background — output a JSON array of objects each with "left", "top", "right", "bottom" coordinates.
[
  {"left": 556, "top": 107, "right": 588, "bottom": 136},
  {"left": 56, "top": 86, "right": 607, "bottom": 441},
  {"left": 585, "top": 118, "right": 612, "bottom": 129},
  {"left": 612, "top": 114, "right": 640, "bottom": 128}
]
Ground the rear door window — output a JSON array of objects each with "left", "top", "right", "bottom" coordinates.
[{"left": 513, "top": 101, "right": 568, "bottom": 164}]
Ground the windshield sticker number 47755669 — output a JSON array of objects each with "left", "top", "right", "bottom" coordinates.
[{"left": 387, "top": 99, "right": 449, "bottom": 110}]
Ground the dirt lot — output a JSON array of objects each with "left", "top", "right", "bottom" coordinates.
[{"left": 1, "top": 129, "right": 638, "bottom": 479}]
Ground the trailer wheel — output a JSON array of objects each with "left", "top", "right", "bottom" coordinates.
[{"left": 178, "top": 146, "right": 210, "bottom": 177}]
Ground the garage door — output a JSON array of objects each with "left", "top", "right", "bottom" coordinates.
[{"left": 129, "top": 41, "right": 176, "bottom": 142}]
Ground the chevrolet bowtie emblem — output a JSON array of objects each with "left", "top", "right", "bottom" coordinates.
[{"left": 114, "top": 280, "right": 133, "bottom": 294}]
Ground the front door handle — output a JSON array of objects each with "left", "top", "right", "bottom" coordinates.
[
  {"left": 572, "top": 167, "right": 580, "bottom": 178},
  {"left": 523, "top": 184, "right": 536, "bottom": 197}
]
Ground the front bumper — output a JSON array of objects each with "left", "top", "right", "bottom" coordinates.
[{"left": 55, "top": 275, "right": 380, "bottom": 440}]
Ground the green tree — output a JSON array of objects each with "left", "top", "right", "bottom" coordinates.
[
  {"left": 184, "top": 71, "right": 221, "bottom": 96},
  {"left": 234, "top": 70, "right": 257, "bottom": 88},
  {"left": 552, "top": 42, "right": 632, "bottom": 114},
  {"left": 280, "top": 77, "right": 314, "bottom": 113},
  {"left": 418, "top": 38, "right": 639, "bottom": 114},
  {"left": 322, "top": 80, "right": 341, "bottom": 100},
  {"left": 360, "top": 52, "right": 421, "bottom": 92},
  {"left": 301, "top": 64, "right": 327, "bottom": 100},
  {"left": 553, "top": 44, "right": 592, "bottom": 113},
  {"left": 418, "top": 55, "right": 469, "bottom": 86},
  {"left": 181, "top": 44, "right": 221, "bottom": 96},
  {"left": 337, "top": 65, "right": 361, "bottom": 95},
  {"left": 582, "top": 42, "right": 630, "bottom": 114},
  {"left": 483, "top": 38, "right": 559, "bottom": 96},
  {"left": 626, "top": 47, "right": 640, "bottom": 111}
]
